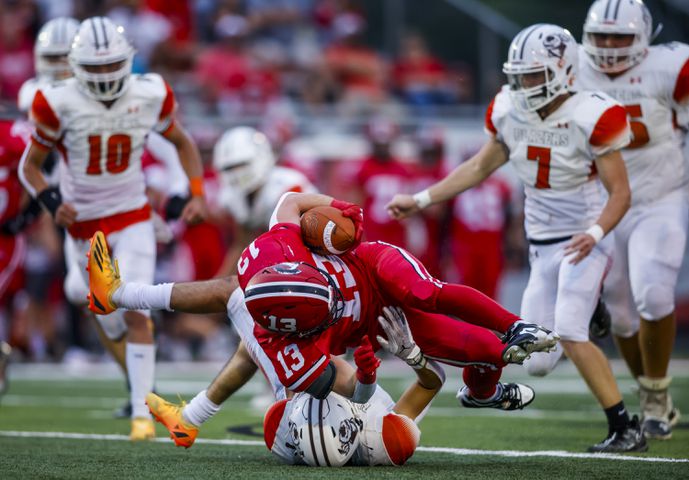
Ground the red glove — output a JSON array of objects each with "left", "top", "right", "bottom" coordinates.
[
  {"left": 330, "top": 199, "right": 364, "bottom": 246},
  {"left": 354, "top": 335, "right": 380, "bottom": 384}
]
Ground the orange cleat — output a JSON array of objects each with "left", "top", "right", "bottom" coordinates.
[
  {"left": 146, "top": 392, "right": 199, "bottom": 448},
  {"left": 86, "top": 231, "right": 121, "bottom": 315}
]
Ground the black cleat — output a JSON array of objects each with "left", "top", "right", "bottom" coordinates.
[
  {"left": 589, "top": 298, "right": 611, "bottom": 339},
  {"left": 457, "top": 382, "right": 535, "bottom": 411},
  {"left": 113, "top": 400, "right": 133, "bottom": 419},
  {"left": 501, "top": 322, "right": 559, "bottom": 364},
  {"left": 588, "top": 416, "right": 648, "bottom": 453}
]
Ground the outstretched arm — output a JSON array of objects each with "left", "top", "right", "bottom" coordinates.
[{"left": 386, "top": 137, "right": 509, "bottom": 219}]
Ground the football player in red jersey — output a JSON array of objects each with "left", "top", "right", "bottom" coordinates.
[
  {"left": 19, "top": 17, "right": 207, "bottom": 441},
  {"left": 87, "top": 191, "right": 558, "bottom": 448},
  {"left": 0, "top": 114, "right": 35, "bottom": 396}
]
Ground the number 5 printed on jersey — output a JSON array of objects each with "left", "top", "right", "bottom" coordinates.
[
  {"left": 624, "top": 104, "right": 650, "bottom": 149},
  {"left": 87, "top": 134, "right": 132, "bottom": 175}
]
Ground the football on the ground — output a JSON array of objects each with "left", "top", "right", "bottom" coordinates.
[{"left": 300, "top": 206, "right": 356, "bottom": 255}]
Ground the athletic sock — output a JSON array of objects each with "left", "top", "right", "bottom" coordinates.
[
  {"left": 126, "top": 342, "right": 156, "bottom": 419},
  {"left": 604, "top": 401, "right": 630, "bottom": 435},
  {"left": 183, "top": 390, "right": 220, "bottom": 427},
  {"left": 436, "top": 284, "right": 520, "bottom": 333},
  {"left": 114, "top": 283, "right": 174, "bottom": 311}
]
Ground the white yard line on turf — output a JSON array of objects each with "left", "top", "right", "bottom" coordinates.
[{"left": 0, "top": 430, "right": 687, "bottom": 464}]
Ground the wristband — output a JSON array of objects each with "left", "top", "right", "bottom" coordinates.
[
  {"left": 189, "top": 177, "right": 205, "bottom": 197},
  {"left": 585, "top": 224, "right": 605, "bottom": 244},
  {"left": 412, "top": 189, "right": 432, "bottom": 209},
  {"left": 37, "top": 186, "right": 62, "bottom": 217},
  {"left": 403, "top": 344, "right": 427, "bottom": 370}
]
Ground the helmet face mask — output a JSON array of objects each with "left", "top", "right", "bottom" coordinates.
[
  {"left": 582, "top": 0, "right": 652, "bottom": 73},
  {"left": 69, "top": 17, "right": 135, "bottom": 101},
  {"left": 502, "top": 24, "right": 577, "bottom": 113},
  {"left": 213, "top": 127, "right": 276, "bottom": 195},
  {"left": 244, "top": 262, "right": 345, "bottom": 338},
  {"left": 75, "top": 59, "right": 133, "bottom": 100}
]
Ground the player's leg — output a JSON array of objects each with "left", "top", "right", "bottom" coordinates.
[
  {"left": 367, "top": 242, "right": 519, "bottom": 332},
  {"left": 87, "top": 229, "right": 236, "bottom": 315},
  {"left": 108, "top": 222, "right": 157, "bottom": 440},
  {"left": 604, "top": 224, "right": 643, "bottom": 378},
  {"left": 366, "top": 242, "right": 557, "bottom": 358},
  {"left": 403, "top": 309, "right": 534, "bottom": 411},
  {"left": 627, "top": 192, "right": 687, "bottom": 439},
  {"left": 555, "top": 238, "right": 645, "bottom": 453},
  {"left": 520, "top": 243, "right": 563, "bottom": 377},
  {"left": 148, "top": 288, "right": 284, "bottom": 448},
  {"left": 147, "top": 341, "right": 258, "bottom": 448}
]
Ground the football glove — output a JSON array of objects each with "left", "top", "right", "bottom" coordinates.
[{"left": 376, "top": 306, "right": 426, "bottom": 369}]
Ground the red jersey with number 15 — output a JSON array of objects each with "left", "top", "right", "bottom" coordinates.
[
  {"left": 29, "top": 74, "right": 176, "bottom": 222},
  {"left": 237, "top": 223, "right": 378, "bottom": 393}
]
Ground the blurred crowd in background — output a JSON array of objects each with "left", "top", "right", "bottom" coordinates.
[{"left": 1, "top": 0, "right": 688, "bottom": 366}]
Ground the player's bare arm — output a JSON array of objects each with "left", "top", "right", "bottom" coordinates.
[
  {"left": 274, "top": 191, "right": 337, "bottom": 225},
  {"left": 163, "top": 122, "right": 208, "bottom": 225},
  {"left": 386, "top": 137, "right": 509, "bottom": 219},
  {"left": 19, "top": 143, "right": 77, "bottom": 227},
  {"left": 564, "top": 150, "right": 631, "bottom": 264}
]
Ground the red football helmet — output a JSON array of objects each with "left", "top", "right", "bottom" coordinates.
[{"left": 244, "top": 262, "right": 344, "bottom": 337}]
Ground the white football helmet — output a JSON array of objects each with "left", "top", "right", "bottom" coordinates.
[
  {"left": 502, "top": 24, "right": 578, "bottom": 112},
  {"left": 69, "top": 17, "right": 134, "bottom": 101},
  {"left": 288, "top": 392, "right": 362, "bottom": 467},
  {"left": 582, "top": 0, "right": 652, "bottom": 73},
  {"left": 212, "top": 126, "right": 276, "bottom": 195},
  {"left": 34, "top": 17, "right": 79, "bottom": 80}
]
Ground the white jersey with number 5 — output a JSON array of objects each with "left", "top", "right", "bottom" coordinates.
[
  {"left": 576, "top": 43, "right": 689, "bottom": 205},
  {"left": 29, "top": 73, "right": 176, "bottom": 221},
  {"left": 486, "top": 86, "right": 631, "bottom": 240}
]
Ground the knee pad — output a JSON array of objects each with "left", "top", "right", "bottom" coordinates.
[
  {"left": 64, "top": 267, "right": 89, "bottom": 306},
  {"left": 523, "top": 347, "right": 563, "bottom": 377},
  {"left": 637, "top": 283, "right": 674, "bottom": 321},
  {"left": 96, "top": 311, "right": 127, "bottom": 340}
]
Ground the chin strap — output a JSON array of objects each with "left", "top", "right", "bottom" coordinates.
[{"left": 651, "top": 23, "right": 663, "bottom": 42}]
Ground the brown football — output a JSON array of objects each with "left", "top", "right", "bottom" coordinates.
[{"left": 300, "top": 206, "right": 356, "bottom": 255}]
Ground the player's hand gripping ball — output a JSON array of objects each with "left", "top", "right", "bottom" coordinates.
[{"left": 300, "top": 206, "right": 356, "bottom": 255}]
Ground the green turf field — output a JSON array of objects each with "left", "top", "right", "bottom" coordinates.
[{"left": 1, "top": 360, "right": 687, "bottom": 479}]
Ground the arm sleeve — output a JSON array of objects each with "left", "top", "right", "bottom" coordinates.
[
  {"left": 154, "top": 80, "right": 177, "bottom": 135},
  {"left": 589, "top": 104, "right": 631, "bottom": 156},
  {"left": 484, "top": 97, "right": 498, "bottom": 137},
  {"left": 29, "top": 90, "right": 61, "bottom": 150},
  {"left": 672, "top": 57, "right": 689, "bottom": 105},
  {"left": 304, "top": 361, "right": 337, "bottom": 399}
]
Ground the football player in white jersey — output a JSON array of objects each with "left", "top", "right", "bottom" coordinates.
[
  {"left": 18, "top": 17, "right": 207, "bottom": 441},
  {"left": 17, "top": 17, "right": 79, "bottom": 113},
  {"left": 212, "top": 126, "right": 317, "bottom": 276},
  {"left": 577, "top": 0, "right": 689, "bottom": 440},
  {"left": 264, "top": 307, "right": 444, "bottom": 467},
  {"left": 387, "top": 24, "right": 647, "bottom": 453}
]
